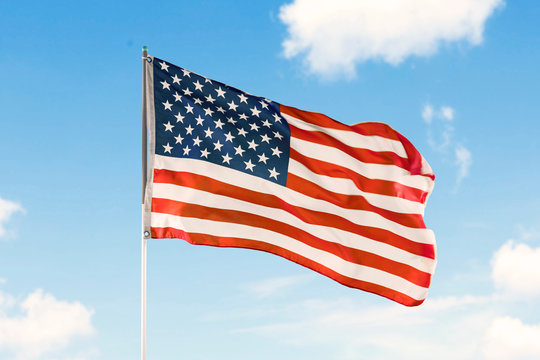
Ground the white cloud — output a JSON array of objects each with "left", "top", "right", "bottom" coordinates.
[
  {"left": 441, "top": 106, "right": 455, "bottom": 121},
  {"left": 0, "top": 197, "right": 24, "bottom": 238},
  {"left": 455, "top": 144, "right": 472, "bottom": 184},
  {"left": 483, "top": 316, "right": 540, "bottom": 359},
  {"left": 421, "top": 104, "right": 434, "bottom": 124},
  {"left": 243, "top": 274, "right": 313, "bottom": 298},
  {"left": 232, "top": 295, "right": 492, "bottom": 359},
  {"left": 0, "top": 288, "right": 95, "bottom": 359},
  {"left": 491, "top": 241, "right": 540, "bottom": 299},
  {"left": 279, "top": 0, "right": 504, "bottom": 77}
]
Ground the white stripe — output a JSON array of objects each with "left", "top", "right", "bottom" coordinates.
[
  {"left": 288, "top": 159, "right": 425, "bottom": 215},
  {"left": 154, "top": 156, "right": 436, "bottom": 244},
  {"left": 283, "top": 113, "right": 408, "bottom": 158},
  {"left": 291, "top": 137, "right": 433, "bottom": 192},
  {"left": 151, "top": 182, "right": 436, "bottom": 274},
  {"left": 151, "top": 212, "right": 429, "bottom": 300}
]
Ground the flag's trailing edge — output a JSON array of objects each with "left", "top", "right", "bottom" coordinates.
[{"left": 142, "top": 55, "right": 436, "bottom": 307}]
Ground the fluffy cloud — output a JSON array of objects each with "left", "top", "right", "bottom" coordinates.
[
  {"left": 491, "top": 241, "right": 540, "bottom": 299},
  {"left": 483, "top": 316, "right": 540, "bottom": 360},
  {"left": 279, "top": 0, "right": 504, "bottom": 77},
  {"left": 0, "top": 288, "right": 95, "bottom": 359},
  {"left": 0, "top": 197, "right": 24, "bottom": 238}
]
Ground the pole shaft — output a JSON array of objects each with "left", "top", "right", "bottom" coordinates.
[{"left": 141, "top": 46, "right": 149, "bottom": 360}]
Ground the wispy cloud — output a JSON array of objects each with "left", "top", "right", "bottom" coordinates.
[
  {"left": 0, "top": 197, "right": 24, "bottom": 239},
  {"left": 455, "top": 144, "right": 473, "bottom": 185},
  {"left": 243, "top": 274, "right": 314, "bottom": 298},
  {"left": 422, "top": 103, "right": 471, "bottom": 187},
  {"left": 279, "top": 0, "right": 504, "bottom": 78},
  {"left": 0, "top": 287, "right": 95, "bottom": 359}
]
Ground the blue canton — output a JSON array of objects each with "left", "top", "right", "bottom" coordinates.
[{"left": 152, "top": 57, "right": 290, "bottom": 186}]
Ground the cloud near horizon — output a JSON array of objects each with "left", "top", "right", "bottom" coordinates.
[
  {"left": 279, "top": 0, "right": 504, "bottom": 77},
  {"left": 0, "top": 287, "right": 95, "bottom": 359}
]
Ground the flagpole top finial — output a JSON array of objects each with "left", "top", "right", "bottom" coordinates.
[{"left": 142, "top": 46, "right": 148, "bottom": 57}]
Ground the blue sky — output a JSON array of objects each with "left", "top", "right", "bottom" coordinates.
[{"left": 1, "top": 0, "right": 540, "bottom": 359}]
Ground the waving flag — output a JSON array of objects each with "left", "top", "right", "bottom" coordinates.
[{"left": 142, "top": 55, "right": 436, "bottom": 306}]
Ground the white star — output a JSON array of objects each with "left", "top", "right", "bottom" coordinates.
[
  {"left": 183, "top": 87, "right": 193, "bottom": 96},
  {"left": 194, "top": 98, "right": 203, "bottom": 105},
  {"left": 250, "top": 106, "right": 261, "bottom": 117},
  {"left": 195, "top": 115, "right": 205, "bottom": 126},
  {"left": 182, "top": 69, "right": 191, "bottom": 77},
  {"left": 175, "top": 112, "right": 184, "bottom": 123},
  {"left": 183, "top": 145, "right": 191, "bottom": 155},
  {"left": 249, "top": 123, "right": 260, "bottom": 132},
  {"left": 193, "top": 80, "right": 204, "bottom": 91},
  {"left": 200, "top": 148, "right": 210, "bottom": 158},
  {"left": 224, "top": 132, "right": 235, "bottom": 142},
  {"left": 160, "top": 80, "right": 171, "bottom": 90},
  {"left": 204, "top": 127, "right": 214, "bottom": 138},
  {"left": 273, "top": 131, "right": 283, "bottom": 140},
  {"left": 164, "top": 121, "right": 174, "bottom": 132},
  {"left": 227, "top": 116, "right": 237, "bottom": 125},
  {"left": 257, "top": 153, "right": 269, "bottom": 164},
  {"left": 260, "top": 134, "right": 271, "bottom": 143},
  {"left": 216, "top": 106, "right": 226, "bottom": 114},
  {"left": 185, "top": 104, "right": 194, "bottom": 114},
  {"left": 185, "top": 124, "right": 194, "bottom": 135},
  {"left": 193, "top": 136, "right": 202, "bottom": 146},
  {"left": 214, "top": 119, "right": 224, "bottom": 129},
  {"left": 174, "top": 133, "right": 184, "bottom": 144},
  {"left": 261, "top": 119, "right": 272, "bottom": 128},
  {"left": 162, "top": 100, "right": 173, "bottom": 111},
  {"left": 238, "top": 93, "right": 248, "bottom": 103},
  {"left": 204, "top": 107, "right": 214, "bottom": 116},
  {"left": 259, "top": 100, "right": 269, "bottom": 109},
  {"left": 204, "top": 77, "right": 213, "bottom": 84},
  {"left": 160, "top": 62, "right": 169, "bottom": 71},
  {"left": 205, "top": 94, "right": 216, "bottom": 103},
  {"left": 172, "top": 74, "right": 181, "bottom": 84},
  {"left": 173, "top": 92, "right": 182, "bottom": 102},
  {"left": 163, "top": 142, "right": 172, "bottom": 153},
  {"left": 247, "top": 140, "right": 258, "bottom": 150},
  {"left": 237, "top": 128, "right": 248, "bottom": 137},
  {"left": 271, "top": 146, "right": 282, "bottom": 157},
  {"left": 272, "top": 113, "right": 282, "bottom": 123},
  {"left": 268, "top": 167, "right": 279, "bottom": 180},
  {"left": 227, "top": 100, "right": 238, "bottom": 111},
  {"left": 215, "top": 87, "right": 226, "bottom": 98},
  {"left": 244, "top": 159, "right": 255, "bottom": 172},
  {"left": 238, "top": 113, "right": 248, "bottom": 121},
  {"left": 222, "top": 153, "right": 232, "bottom": 164},
  {"left": 234, "top": 145, "right": 245, "bottom": 156},
  {"left": 213, "top": 140, "right": 223, "bottom": 151}
]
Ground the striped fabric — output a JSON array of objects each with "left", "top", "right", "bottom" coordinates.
[{"left": 143, "top": 56, "right": 436, "bottom": 306}]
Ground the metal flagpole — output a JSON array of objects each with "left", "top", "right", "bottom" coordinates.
[{"left": 141, "top": 45, "right": 149, "bottom": 360}]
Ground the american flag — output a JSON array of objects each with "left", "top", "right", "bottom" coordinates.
[{"left": 143, "top": 56, "right": 436, "bottom": 306}]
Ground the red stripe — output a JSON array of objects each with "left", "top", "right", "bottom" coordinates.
[
  {"left": 289, "top": 123, "right": 412, "bottom": 170},
  {"left": 286, "top": 173, "right": 426, "bottom": 228},
  {"left": 153, "top": 169, "right": 436, "bottom": 259},
  {"left": 151, "top": 226, "right": 425, "bottom": 306},
  {"left": 152, "top": 198, "right": 432, "bottom": 287},
  {"left": 281, "top": 104, "right": 403, "bottom": 141},
  {"left": 289, "top": 148, "right": 429, "bottom": 204},
  {"left": 281, "top": 104, "right": 434, "bottom": 179}
]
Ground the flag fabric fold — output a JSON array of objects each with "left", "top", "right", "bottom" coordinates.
[{"left": 142, "top": 55, "right": 436, "bottom": 306}]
